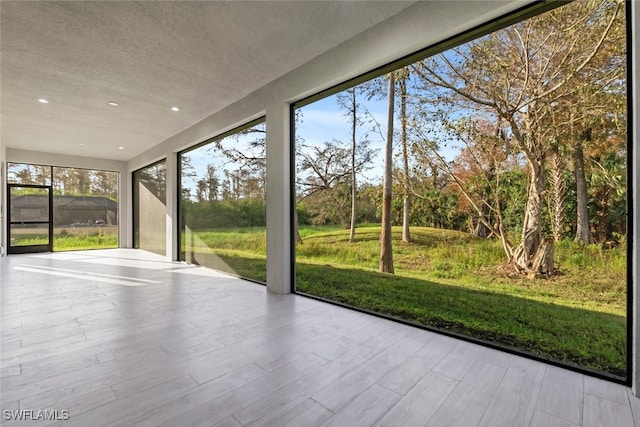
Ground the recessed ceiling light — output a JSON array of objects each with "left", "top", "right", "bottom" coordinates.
[
  {"left": 118, "top": 146, "right": 124, "bottom": 150},
  {"left": 108, "top": 101, "right": 119, "bottom": 107},
  {"left": 79, "top": 143, "right": 86, "bottom": 146},
  {"left": 38, "top": 98, "right": 49, "bottom": 104},
  {"left": 171, "top": 106, "right": 180, "bottom": 112}
]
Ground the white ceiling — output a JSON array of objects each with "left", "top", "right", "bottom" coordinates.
[{"left": 1, "top": 1, "right": 414, "bottom": 161}]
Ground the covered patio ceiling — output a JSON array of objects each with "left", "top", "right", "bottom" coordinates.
[{"left": 0, "top": 1, "right": 415, "bottom": 161}]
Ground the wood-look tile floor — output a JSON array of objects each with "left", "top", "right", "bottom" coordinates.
[{"left": 1, "top": 249, "right": 638, "bottom": 427}]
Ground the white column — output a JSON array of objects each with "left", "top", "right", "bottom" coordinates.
[
  {"left": 632, "top": 0, "right": 639, "bottom": 397},
  {"left": 120, "top": 166, "right": 132, "bottom": 248},
  {"left": 165, "top": 153, "right": 180, "bottom": 261},
  {"left": 266, "top": 102, "right": 292, "bottom": 294},
  {"left": 0, "top": 142, "right": 6, "bottom": 255}
]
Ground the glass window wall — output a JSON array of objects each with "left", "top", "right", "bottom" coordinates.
[
  {"left": 7, "top": 162, "right": 119, "bottom": 251},
  {"left": 179, "top": 119, "right": 266, "bottom": 283},
  {"left": 293, "top": 0, "right": 628, "bottom": 380},
  {"left": 133, "top": 161, "right": 166, "bottom": 255}
]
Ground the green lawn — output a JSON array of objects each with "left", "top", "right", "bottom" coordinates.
[
  {"left": 54, "top": 232, "right": 118, "bottom": 251},
  {"left": 10, "top": 229, "right": 118, "bottom": 251},
  {"left": 162, "top": 224, "right": 630, "bottom": 377}
]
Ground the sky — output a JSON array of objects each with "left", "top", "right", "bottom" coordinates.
[
  {"left": 181, "top": 80, "right": 465, "bottom": 201},
  {"left": 179, "top": 55, "right": 489, "bottom": 202},
  {"left": 295, "top": 82, "right": 464, "bottom": 185},
  {"left": 295, "top": 93, "right": 390, "bottom": 183}
]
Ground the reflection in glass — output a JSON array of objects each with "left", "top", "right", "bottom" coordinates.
[
  {"left": 9, "top": 223, "right": 49, "bottom": 246},
  {"left": 52, "top": 167, "right": 119, "bottom": 250},
  {"left": 133, "top": 161, "right": 167, "bottom": 256},
  {"left": 180, "top": 120, "right": 266, "bottom": 283},
  {"left": 7, "top": 162, "right": 51, "bottom": 185},
  {"left": 7, "top": 164, "right": 119, "bottom": 251},
  {"left": 10, "top": 187, "right": 49, "bottom": 222},
  {"left": 9, "top": 185, "right": 52, "bottom": 251}
]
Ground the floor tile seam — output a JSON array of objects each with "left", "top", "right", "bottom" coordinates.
[
  {"left": 357, "top": 383, "right": 403, "bottom": 427},
  {"left": 409, "top": 371, "right": 462, "bottom": 427},
  {"left": 522, "top": 364, "right": 546, "bottom": 427},
  {"left": 186, "top": 358, "right": 328, "bottom": 423},
  {"left": 529, "top": 407, "right": 581, "bottom": 427},
  {"left": 474, "top": 360, "right": 544, "bottom": 427},
  {"left": 190, "top": 362, "right": 270, "bottom": 389},
  {"left": 540, "top": 368, "right": 586, "bottom": 425},
  {"left": 309, "top": 397, "right": 336, "bottom": 415},
  {"left": 584, "top": 389, "right": 634, "bottom": 408},
  {"left": 626, "top": 390, "right": 640, "bottom": 427}
]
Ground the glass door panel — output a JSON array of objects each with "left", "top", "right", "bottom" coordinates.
[
  {"left": 8, "top": 185, "right": 53, "bottom": 254},
  {"left": 9, "top": 223, "right": 50, "bottom": 246}
]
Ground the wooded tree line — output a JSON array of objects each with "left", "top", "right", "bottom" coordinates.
[
  {"left": 8, "top": 163, "right": 119, "bottom": 199},
  {"left": 171, "top": 1, "right": 625, "bottom": 277},
  {"left": 134, "top": 162, "right": 166, "bottom": 203},
  {"left": 295, "top": 0, "right": 626, "bottom": 275},
  {"left": 180, "top": 123, "right": 267, "bottom": 229}
]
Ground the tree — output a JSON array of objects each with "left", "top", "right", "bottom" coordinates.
[
  {"left": 398, "top": 68, "right": 411, "bottom": 243},
  {"left": 195, "top": 165, "right": 219, "bottom": 204},
  {"left": 399, "top": 138, "right": 457, "bottom": 230},
  {"left": 343, "top": 88, "right": 359, "bottom": 242},
  {"left": 574, "top": 133, "right": 591, "bottom": 244},
  {"left": 379, "top": 73, "right": 395, "bottom": 274},
  {"left": 590, "top": 152, "right": 626, "bottom": 242},
  {"left": 189, "top": 122, "right": 267, "bottom": 204},
  {"left": 547, "top": 147, "right": 569, "bottom": 242},
  {"left": 297, "top": 140, "right": 375, "bottom": 228},
  {"left": 570, "top": 8, "right": 626, "bottom": 243},
  {"left": 180, "top": 155, "right": 197, "bottom": 201},
  {"left": 91, "top": 170, "right": 118, "bottom": 199},
  {"left": 411, "top": 118, "right": 518, "bottom": 260},
  {"left": 413, "top": 0, "right": 623, "bottom": 275},
  {"left": 71, "top": 168, "right": 91, "bottom": 194},
  {"left": 336, "top": 86, "right": 378, "bottom": 242}
]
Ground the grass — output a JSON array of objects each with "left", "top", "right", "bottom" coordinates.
[
  {"left": 181, "top": 227, "right": 267, "bottom": 281},
  {"left": 297, "top": 226, "right": 626, "bottom": 316},
  {"left": 294, "top": 226, "right": 626, "bottom": 376},
  {"left": 11, "top": 228, "right": 118, "bottom": 251},
  {"left": 296, "top": 262, "right": 625, "bottom": 376},
  {"left": 184, "top": 227, "right": 267, "bottom": 254},
  {"left": 53, "top": 232, "right": 118, "bottom": 251},
  {"left": 54, "top": 223, "right": 627, "bottom": 376}
]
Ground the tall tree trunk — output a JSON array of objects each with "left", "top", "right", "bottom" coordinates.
[
  {"left": 294, "top": 205, "right": 303, "bottom": 244},
  {"left": 513, "top": 155, "right": 553, "bottom": 275},
  {"left": 548, "top": 151, "right": 567, "bottom": 242},
  {"left": 504, "top": 110, "right": 553, "bottom": 276},
  {"left": 349, "top": 89, "right": 357, "bottom": 243},
  {"left": 473, "top": 204, "right": 491, "bottom": 238},
  {"left": 595, "top": 186, "right": 612, "bottom": 242},
  {"left": 574, "top": 138, "right": 590, "bottom": 244},
  {"left": 379, "top": 74, "right": 395, "bottom": 274},
  {"left": 400, "top": 77, "right": 411, "bottom": 243},
  {"left": 474, "top": 152, "right": 495, "bottom": 239}
]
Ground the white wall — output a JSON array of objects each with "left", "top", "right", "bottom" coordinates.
[
  {"left": 0, "top": 137, "right": 6, "bottom": 256},
  {"left": 5, "top": 148, "right": 129, "bottom": 248},
  {"left": 632, "top": 0, "right": 639, "bottom": 397}
]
